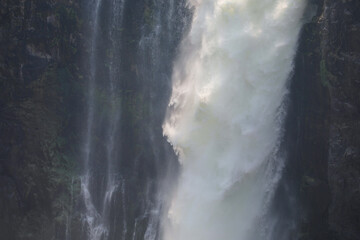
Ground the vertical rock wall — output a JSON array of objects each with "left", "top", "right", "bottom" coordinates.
[
  {"left": 0, "top": 0, "right": 359, "bottom": 239},
  {"left": 0, "top": 1, "right": 84, "bottom": 239},
  {"left": 290, "top": 0, "right": 360, "bottom": 239}
]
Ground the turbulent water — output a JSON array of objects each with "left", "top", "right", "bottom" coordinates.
[{"left": 163, "top": 1, "right": 306, "bottom": 240}]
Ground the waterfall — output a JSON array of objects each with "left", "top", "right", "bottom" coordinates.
[
  {"left": 81, "top": 0, "right": 126, "bottom": 239},
  {"left": 80, "top": 0, "right": 189, "bottom": 239},
  {"left": 80, "top": 0, "right": 305, "bottom": 239},
  {"left": 163, "top": 1, "right": 306, "bottom": 240},
  {"left": 81, "top": 0, "right": 104, "bottom": 239}
]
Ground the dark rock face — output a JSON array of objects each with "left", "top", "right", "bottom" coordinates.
[
  {"left": 324, "top": 0, "right": 360, "bottom": 239},
  {"left": 0, "top": 0, "right": 84, "bottom": 239},
  {"left": 290, "top": 0, "right": 360, "bottom": 239},
  {"left": 0, "top": 0, "right": 359, "bottom": 239},
  {"left": 0, "top": 0, "right": 190, "bottom": 239}
]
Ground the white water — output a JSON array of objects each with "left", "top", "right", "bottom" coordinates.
[{"left": 163, "top": 0, "right": 306, "bottom": 240}]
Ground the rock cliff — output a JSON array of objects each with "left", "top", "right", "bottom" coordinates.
[
  {"left": 290, "top": 0, "right": 360, "bottom": 239},
  {"left": 0, "top": 0, "right": 84, "bottom": 239},
  {"left": 0, "top": 0, "right": 359, "bottom": 239}
]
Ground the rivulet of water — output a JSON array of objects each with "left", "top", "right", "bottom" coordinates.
[{"left": 81, "top": 0, "right": 126, "bottom": 239}]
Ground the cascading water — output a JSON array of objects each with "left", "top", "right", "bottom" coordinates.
[
  {"left": 80, "top": 0, "right": 189, "bottom": 240},
  {"left": 81, "top": 0, "right": 126, "bottom": 239},
  {"left": 81, "top": 0, "right": 104, "bottom": 238},
  {"left": 163, "top": 0, "right": 306, "bottom": 240},
  {"left": 136, "top": 1, "right": 190, "bottom": 239},
  {"left": 81, "top": 0, "right": 305, "bottom": 239}
]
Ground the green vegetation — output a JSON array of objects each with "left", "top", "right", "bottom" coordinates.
[
  {"left": 144, "top": 5, "right": 153, "bottom": 25},
  {"left": 320, "top": 59, "right": 330, "bottom": 87},
  {"left": 301, "top": 175, "right": 319, "bottom": 192}
]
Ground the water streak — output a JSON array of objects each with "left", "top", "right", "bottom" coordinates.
[
  {"left": 81, "top": 0, "right": 126, "bottom": 239},
  {"left": 81, "top": 0, "right": 104, "bottom": 239}
]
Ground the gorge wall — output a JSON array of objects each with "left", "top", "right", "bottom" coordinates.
[
  {"left": 0, "top": 0, "right": 190, "bottom": 239},
  {"left": 0, "top": 0, "right": 359, "bottom": 240},
  {"left": 0, "top": 0, "right": 83, "bottom": 239},
  {"left": 288, "top": 0, "right": 360, "bottom": 239}
]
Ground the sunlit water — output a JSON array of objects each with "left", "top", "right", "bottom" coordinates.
[{"left": 163, "top": 0, "right": 306, "bottom": 240}]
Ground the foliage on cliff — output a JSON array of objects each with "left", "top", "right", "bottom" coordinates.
[
  {"left": 289, "top": 0, "right": 360, "bottom": 239},
  {"left": 0, "top": 0, "right": 84, "bottom": 239}
]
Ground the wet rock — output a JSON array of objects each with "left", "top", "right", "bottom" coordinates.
[
  {"left": 0, "top": 0, "right": 84, "bottom": 239},
  {"left": 291, "top": 0, "right": 360, "bottom": 239}
]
